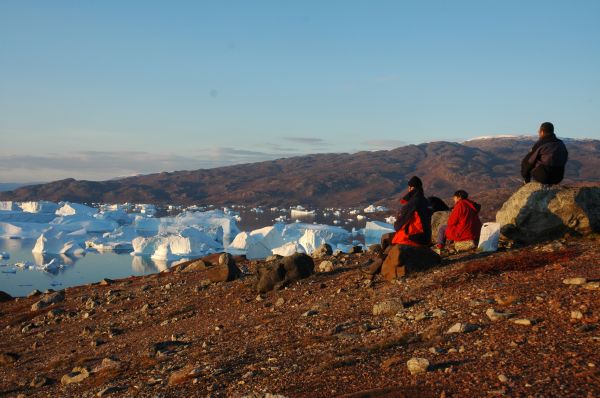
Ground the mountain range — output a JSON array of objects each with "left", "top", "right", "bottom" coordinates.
[{"left": 2, "top": 137, "right": 599, "bottom": 220}]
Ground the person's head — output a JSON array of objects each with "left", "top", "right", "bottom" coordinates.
[
  {"left": 407, "top": 176, "right": 423, "bottom": 192},
  {"left": 453, "top": 189, "right": 468, "bottom": 203},
  {"left": 538, "top": 122, "right": 554, "bottom": 138}
]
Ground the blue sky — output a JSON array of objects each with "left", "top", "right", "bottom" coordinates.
[{"left": 1, "top": 0, "right": 599, "bottom": 182}]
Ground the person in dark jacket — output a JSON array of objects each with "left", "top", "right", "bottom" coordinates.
[
  {"left": 361, "top": 176, "right": 432, "bottom": 275},
  {"left": 435, "top": 190, "right": 482, "bottom": 254},
  {"left": 521, "top": 122, "right": 568, "bottom": 184}
]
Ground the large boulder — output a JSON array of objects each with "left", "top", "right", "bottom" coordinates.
[
  {"left": 380, "top": 245, "right": 441, "bottom": 280},
  {"left": 496, "top": 183, "right": 600, "bottom": 244},
  {"left": 255, "top": 253, "right": 314, "bottom": 293},
  {"left": 431, "top": 210, "right": 450, "bottom": 243}
]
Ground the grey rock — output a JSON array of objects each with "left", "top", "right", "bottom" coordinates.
[
  {"left": 406, "top": 357, "right": 429, "bottom": 375},
  {"left": 372, "top": 299, "right": 404, "bottom": 316},
  {"left": 496, "top": 183, "right": 600, "bottom": 243},
  {"left": 31, "top": 291, "right": 65, "bottom": 312}
]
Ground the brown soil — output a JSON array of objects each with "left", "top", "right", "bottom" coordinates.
[{"left": 1, "top": 236, "right": 599, "bottom": 397}]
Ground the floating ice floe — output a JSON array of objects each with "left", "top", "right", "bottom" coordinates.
[
  {"left": 0, "top": 251, "right": 9, "bottom": 259},
  {"left": 38, "top": 258, "right": 66, "bottom": 274},
  {"left": 291, "top": 207, "right": 316, "bottom": 218},
  {"left": 364, "top": 205, "right": 389, "bottom": 213},
  {"left": 32, "top": 227, "right": 87, "bottom": 255},
  {"left": 363, "top": 221, "right": 395, "bottom": 246}
]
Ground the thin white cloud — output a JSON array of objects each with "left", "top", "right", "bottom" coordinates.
[{"left": 0, "top": 147, "right": 299, "bottom": 183}]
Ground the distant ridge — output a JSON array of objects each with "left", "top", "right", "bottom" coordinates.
[{"left": 1, "top": 138, "right": 599, "bottom": 219}]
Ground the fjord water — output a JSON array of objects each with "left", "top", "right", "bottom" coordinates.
[{"left": 0, "top": 208, "right": 373, "bottom": 297}]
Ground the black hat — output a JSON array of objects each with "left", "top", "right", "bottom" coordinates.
[{"left": 407, "top": 176, "right": 422, "bottom": 188}]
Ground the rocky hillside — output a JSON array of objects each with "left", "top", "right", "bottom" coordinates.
[
  {"left": 2, "top": 138, "right": 599, "bottom": 218},
  {"left": 0, "top": 235, "right": 598, "bottom": 397}
]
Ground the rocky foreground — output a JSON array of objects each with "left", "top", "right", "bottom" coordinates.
[{"left": 1, "top": 236, "right": 599, "bottom": 397}]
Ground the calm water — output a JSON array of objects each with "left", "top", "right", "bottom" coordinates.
[{"left": 0, "top": 207, "right": 385, "bottom": 297}]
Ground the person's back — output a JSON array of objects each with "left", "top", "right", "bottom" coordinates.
[{"left": 521, "top": 122, "right": 568, "bottom": 185}]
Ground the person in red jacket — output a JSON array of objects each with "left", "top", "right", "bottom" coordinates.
[{"left": 435, "top": 190, "right": 482, "bottom": 254}]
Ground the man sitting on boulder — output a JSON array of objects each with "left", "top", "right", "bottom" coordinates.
[
  {"left": 521, "top": 122, "right": 569, "bottom": 185},
  {"left": 435, "top": 190, "right": 482, "bottom": 254},
  {"left": 362, "top": 176, "right": 433, "bottom": 276}
]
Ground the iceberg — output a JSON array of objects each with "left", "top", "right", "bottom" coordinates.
[
  {"left": 32, "top": 228, "right": 87, "bottom": 255},
  {"left": 131, "top": 228, "right": 221, "bottom": 260},
  {"left": 363, "top": 221, "right": 395, "bottom": 246},
  {"left": 283, "top": 223, "right": 352, "bottom": 255},
  {"left": 364, "top": 205, "right": 389, "bottom": 213},
  {"left": 0, "top": 210, "right": 56, "bottom": 223},
  {"left": 271, "top": 242, "right": 305, "bottom": 256},
  {"left": 291, "top": 209, "right": 316, "bottom": 218},
  {"left": 20, "top": 201, "right": 59, "bottom": 214},
  {"left": 0, "top": 222, "right": 48, "bottom": 239},
  {"left": 0, "top": 201, "right": 19, "bottom": 211},
  {"left": 0, "top": 251, "right": 9, "bottom": 259},
  {"left": 228, "top": 224, "right": 286, "bottom": 259},
  {"left": 86, "top": 225, "right": 137, "bottom": 252},
  {"left": 56, "top": 202, "right": 97, "bottom": 217},
  {"left": 50, "top": 215, "right": 118, "bottom": 234}
]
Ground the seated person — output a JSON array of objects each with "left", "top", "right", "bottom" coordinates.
[
  {"left": 362, "top": 176, "right": 432, "bottom": 275},
  {"left": 521, "top": 122, "right": 568, "bottom": 185},
  {"left": 435, "top": 190, "right": 482, "bottom": 254}
]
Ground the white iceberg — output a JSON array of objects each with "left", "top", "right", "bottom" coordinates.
[
  {"left": 131, "top": 228, "right": 221, "bottom": 261},
  {"left": 283, "top": 223, "right": 352, "bottom": 255},
  {"left": 271, "top": 242, "right": 305, "bottom": 256},
  {"left": 0, "top": 251, "right": 9, "bottom": 259},
  {"left": 20, "top": 201, "right": 59, "bottom": 214},
  {"left": 0, "top": 210, "right": 56, "bottom": 223},
  {"left": 86, "top": 225, "right": 137, "bottom": 252},
  {"left": 32, "top": 228, "right": 87, "bottom": 255},
  {"left": 228, "top": 224, "right": 286, "bottom": 259},
  {"left": 363, "top": 221, "right": 395, "bottom": 246},
  {"left": 56, "top": 202, "right": 97, "bottom": 217},
  {"left": 364, "top": 205, "right": 389, "bottom": 213},
  {"left": 291, "top": 209, "right": 316, "bottom": 218},
  {"left": 0, "top": 222, "right": 48, "bottom": 239},
  {"left": 0, "top": 201, "right": 19, "bottom": 211},
  {"left": 50, "top": 215, "right": 118, "bottom": 234}
]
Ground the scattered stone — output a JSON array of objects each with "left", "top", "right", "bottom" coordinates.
[
  {"left": 349, "top": 245, "right": 363, "bottom": 254},
  {"left": 0, "top": 352, "right": 19, "bottom": 365},
  {"left": 31, "top": 291, "right": 65, "bottom": 312},
  {"left": 302, "top": 309, "right": 319, "bottom": 317},
  {"left": 317, "top": 260, "right": 334, "bottom": 273},
  {"left": 255, "top": 253, "right": 314, "bottom": 293},
  {"left": 486, "top": 308, "right": 514, "bottom": 322},
  {"left": 446, "top": 322, "right": 478, "bottom": 334},
  {"left": 97, "top": 386, "right": 125, "bottom": 397},
  {"left": 563, "top": 277, "right": 587, "bottom": 285},
  {"left": 275, "top": 297, "right": 285, "bottom": 307},
  {"left": 99, "top": 278, "right": 114, "bottom": 286},
  {"left": 571, "top": 311, "right": 584, "bottom": 320},
  {"left": 27, "top": 289, "right": 42, "bottom": 298},
  {"left": 584, "top": 282, "right": 600, "bottom": 290},
  {"left": 406, "top": 357, "right": 430, "bottom": 375},
  {"left": 498, "top": 374, "right": 509, "bottom": 383},
  {"left": 381, "top": 245, "right": 441, "bottom": 280},
  {"left": 512, "top": 319, "right": 532, "bottom": 326},
  {"left": 30, "top": 375, "right": 50, "bottom": 388},
  {"left": 0, "top": 290, "right": 12, "bottom": 302},
  {"left": 372, "top": 299, "right": 404, "bottom": 316},
  {"left": 61, "top": 367, "right": 90, "bottom": 385},
  {"left": 313, "top": 243, "right": 333, "bottom": 258}
]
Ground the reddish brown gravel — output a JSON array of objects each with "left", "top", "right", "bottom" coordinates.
[{"left": 1, "top": 235, "right": 599, "bottom": 397}]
